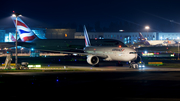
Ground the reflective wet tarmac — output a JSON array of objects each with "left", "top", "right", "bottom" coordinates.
[{"left": 1, "top": 70, "right": 180, "bottom": 100}]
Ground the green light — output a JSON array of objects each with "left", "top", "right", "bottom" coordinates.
[
  {"left": 28, "top": 65, "right": 33, "bottom": 67},
  {"left": 28, "top": 64, "right": 41, "bottom": 68},
  {"left": 142, "top": 53, "right": 154, "bottom": 56},
  {"left": 36, "top": 65, "right": 41, "bottom": 67}
]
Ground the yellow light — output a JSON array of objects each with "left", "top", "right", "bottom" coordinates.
[
  {"left": 119, "top": 45, "right": 122, "bottom": 48},
  {"left": 12, "top": 14, "right": 16, "bottom": 17},
  {"left": 145, "top": 26, "right": 150, "bottom": 30},
  {"left": 65, "top": 34, "right": 67, "bottom": 37},
  {"left": 12, "top": 14, "right": 22, "bottom": 17}
]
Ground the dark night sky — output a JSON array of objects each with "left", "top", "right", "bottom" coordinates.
[{"left": 1, "top": 0, "right": 180, "bottom": 31}]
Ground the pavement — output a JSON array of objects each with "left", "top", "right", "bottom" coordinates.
[
  {"left": 25, "top": 65, "right": 180, "bottom": 72},
  {"left": 1, "top": 62, "right": 180, "bottom": 100}
]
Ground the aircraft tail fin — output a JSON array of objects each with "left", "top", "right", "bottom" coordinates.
[
  {"left": 139, "top": 32, "right": 150, "bottom": 45},
  {"left": 10, "top": 33, "right": 16, "bottom": 42},
  {"left": 84, "top": 25, "right": 91, "bottom": 47},
  {"left": 11, "top": 16, "right": 38, "bottom": 42},
  {"left": 139, "top": 32, "right": 146, "bottom": 41}
]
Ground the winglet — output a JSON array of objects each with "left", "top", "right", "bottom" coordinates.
[
  {"left": 11, "top": 16, "right": 38, "bottom": 42},
  {"left": 84, "top": 25, "right": 91, "bottom": 47}
]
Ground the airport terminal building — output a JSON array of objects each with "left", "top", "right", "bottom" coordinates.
[
  {"left": 75, "top": 32, "right": 180, "bottom": 44},
  {"left": 1, "top": 28, "right": 180, "bottom": 44}
]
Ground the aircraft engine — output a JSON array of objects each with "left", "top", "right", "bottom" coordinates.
[{"left": 87, "top": 55, "right": 99, "bottom": 66}]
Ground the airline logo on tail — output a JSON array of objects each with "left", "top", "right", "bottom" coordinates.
[
  {"left": 10, "top": 34, "right": 16, "bottom": 42},
  {"left": 138, "top": 32, "right": 150, "bottom": 45},
  {"left": 139, "top": 32, "right": 146, "bottom": 41},
  {"left": 11, "top": 17, "right": 37, "bottom": 42},
  {"left": 84, "top": 25, "right": 91, "bottom": 47}
]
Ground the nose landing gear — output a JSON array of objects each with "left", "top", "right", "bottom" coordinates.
[
  {"left": 129, "top": 56, "right": 145, "bottom": 69},
  {"left": 129, "top": 61, "right": 139, "bottom": 69}
]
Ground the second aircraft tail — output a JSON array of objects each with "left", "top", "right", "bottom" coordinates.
[{"left": 139, "top": 32, "right": 150, "bottom": 45}]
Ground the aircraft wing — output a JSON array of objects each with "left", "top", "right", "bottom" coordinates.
[
  {"left": 62, "top": 51, "right": 108, "bottom": 58},
  {"left": 39, "top": 49, "right": 108, "bottom": 58}
]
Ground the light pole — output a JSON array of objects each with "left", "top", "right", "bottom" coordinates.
[
  {"left": 178, "top": 42, "right": 180, "bottom": 60},
  {"left": 145, "top": 26, "right": 150, "bottom": 39},
  {"left": 12, "top": 13, "right": 22, "bottom": 69},
  {"left": 145, "top": 26, "right": 150, "bottom": 30}
]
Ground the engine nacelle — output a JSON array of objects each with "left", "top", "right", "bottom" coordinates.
[{"left": 87, "top": 55, "right": 99, "bottom": 66}]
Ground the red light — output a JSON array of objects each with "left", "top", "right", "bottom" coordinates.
[
  {"left": 157, "top": 53, "right": 159, "bottom": 55},
  {"left": 13, "top": 11, "right": 15, "bottom": 13},
  {"left": 95, "top": 38, "right": 97, "bottom": 40},
  {"left": 94, "top": 49, "right": 96, "bottom": 50},
  {"left": 167, "top": 47, "right": 168, "bottom": 49},
  {"left": 119, "top": 45, "right": 122, "bottom": 48}
]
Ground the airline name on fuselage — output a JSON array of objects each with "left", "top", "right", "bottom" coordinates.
[{"left": 112, "top": 49, "right": 125, "bottom": 51}]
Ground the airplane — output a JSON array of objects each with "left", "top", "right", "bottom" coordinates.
[
  {"left": 139, "top": 32, "right": 176, "bottom": 46},
  {"left": 11, "top": 16, "right": 127, "bottom": 51},
  {"left": 11, "top": 16, "right": 139, "bottom": 67},
  {"left": 80, "top": 25, "right": 139, "bottom": 66},
  {"left": 41, "top": 25, "right": 139, "bottom": 66}
]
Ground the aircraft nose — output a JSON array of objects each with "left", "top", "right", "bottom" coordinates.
[
  {"left": 129, "top": 48, "right": 139, "bottom": 61},
  {"left": 132, "top": 53, "right": 138, "bottom": 61}
]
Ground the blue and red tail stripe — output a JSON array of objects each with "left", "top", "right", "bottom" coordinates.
[
  {"left": 23, "top": 35, "right": 36, "bottom": 41},
  {"left": 11, "top": 16, "right": 37, "bottom": 42},
  {"left": 84, "top": 25, "right": 91, "bottom": 47},
  {"left": 13, "top": 20, "right": 28, "bottom": 28}
]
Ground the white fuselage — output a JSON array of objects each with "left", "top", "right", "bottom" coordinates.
[
  {"left": 84, "top": 46, "right": 137, "bottom": 62},
  {"left": 148, "top": 40, "right": 176, "bottom": 45}
]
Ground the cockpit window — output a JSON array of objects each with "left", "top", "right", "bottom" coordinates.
[{"left": 129, "top": 52, "right": 137, "bottom": 54}]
